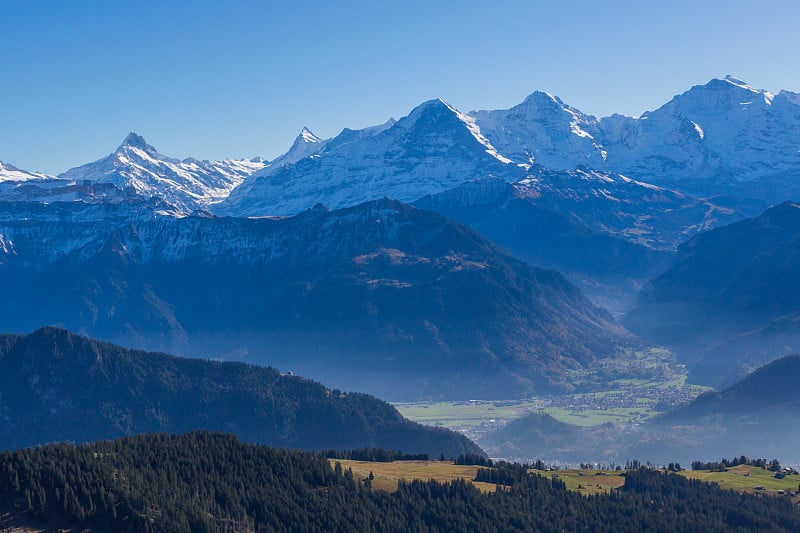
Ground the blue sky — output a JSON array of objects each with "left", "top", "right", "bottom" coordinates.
[{"left": 2, "top": 0, "right": 799, "bottom": 174}]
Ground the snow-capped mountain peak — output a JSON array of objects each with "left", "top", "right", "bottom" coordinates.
[
  {"left": 722, "top": 74, "right": 755, "bottom": 89},
  {"left": 260, "top": 127, "right": 330, "bottom": 171},
  {"left": 119, "top": 132, "right": 157, "bottom": 152},
  {"left": 519, "top": 90, "right": 565, "bottom": 108},
  {"left": 217, "top": 98, "right": 525, "bottom": 217},
  {"left": 299, "top": 127, "right": 322, "bottom": 144},
  {"left": 718, "top": 75, "right": 774, "bottom": 103},
  {"left": 643, "top": 77, "right": 775, "bottom": 128},
  {"left": 58, "top": 134, "right": 266, "bottom": 211},
  {"left": 398, "top": 97, "right": 454, "bottom": 124},
  {"left": 471, "top": 89, "right": 606, "bottom": 170},
  {"left": 398, "top": 98, "right": 512, "bottom": 164}
]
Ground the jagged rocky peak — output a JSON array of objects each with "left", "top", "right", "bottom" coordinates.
[
  {"left": 57, "top": 132, "right": 266, "bottom": 212},
  {"left": 260, "top": 127, "right": 330, "bottom": 170},
  {"left": 391, "top": 98, "right": 477, "bottom": 133},
  {"left": 298, "top": 127, "right": 322, "bottom": 144},
  {"left": 118, "top": 132, "right": 158, "bottom": 153}
]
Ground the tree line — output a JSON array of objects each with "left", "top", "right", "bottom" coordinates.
[{"left": 1, "top": 432, "right": 799, "bottom": 532}]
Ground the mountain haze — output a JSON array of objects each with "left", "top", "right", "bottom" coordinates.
[
  {"left": 482, "top": 354, "right": 800, "bottom": 464},
  {"left": 414, "top": 178, "right": 675, "bottom": 313},
  {"left": 0, "top": 199, "right": 629, "bottom": 399},
  {"left": 624, "top": 201, "right": 800, "bottom": 387},
  {"left": 0, "top": 327, "right": 482, "bottom": 457},
  {"left": 627, "top": 353, "right": 800, "bottom": 463}
]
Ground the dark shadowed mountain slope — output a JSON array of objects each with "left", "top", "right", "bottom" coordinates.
[
  {"left": 626, "top": 354, "right": 800, "bottom": 463},
  {"left": 478, "top": 412, "right": 606, "bottom": 463},
  {"left": 660, "top": 354, "right": 800, "bottom": 423},
  {"left": 0, "top": 199, "right": 630, "bottom": 399},
  {"left": 0, "top": 327, "right": 482, "bottom": 457},
  {"left": 515, "top": 168, "right": 744, "bottom": 250},
  {"left": 624, "top": 201, "right": 800, "bottom": 387},
  {"left": 415, "top": 178, "right": 675, "bottom": 313}
]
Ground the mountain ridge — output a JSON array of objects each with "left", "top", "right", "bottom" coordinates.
[
  {"left": 0, "top": 198, "right": 630, "bottom": 399},
  {"left": 4, "top": 76, "right": 794, "bottom": 222},
  {"left": 217, "top": 98, "right": 522, "bottom": 217},
  {"left": 56, "top": 133, "right": 266, "bottom": 211},
  {"left": 0, "top": 326, "right": 482, "bottom": 457}
]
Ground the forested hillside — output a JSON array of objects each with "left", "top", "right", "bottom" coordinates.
[
  {"left": 0, "top": 327, "right": 480, "bottom": 458},
  {"left": 1, "top": 432, "right": 798, "bottom": 532}
]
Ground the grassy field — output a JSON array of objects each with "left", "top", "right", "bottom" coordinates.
[
  {"left": 548, "top": 470, "right": 626, "bottom": 495},
  {"left": 680, "top": 465, "right": 800, "bottom": 494},
  {"left": 329, "top": 459, "right": 498, "bottom": 493},
  {"left": 539, "top": 406, "right": 650, "bottom": 427},
  {"left": 395, "top": 399, "right": 659, "bottom": 432},
  {"left": 549, "top": 466, "right": 800, "bottom": 497},
  {"left": 329, "top": 460, "right": 800, "bottom": 501},
  {"left": 395, "top": 400, "right": 542, "bottom": 427}
]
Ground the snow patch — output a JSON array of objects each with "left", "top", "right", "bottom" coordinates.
[
  {"left": 691, "top": 121, "right": 705, "bottom": 140},
  {"left": 618, "top": 174, "right": 663, "bottom": 190}
]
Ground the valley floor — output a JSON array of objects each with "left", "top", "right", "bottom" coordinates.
[{"left": 396, "top": 347, "right": 709, "bottom": 444}]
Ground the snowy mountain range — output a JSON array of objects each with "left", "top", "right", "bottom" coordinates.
[
  {"left": 216, "top": 76, "right": 799, "bottom": 219},
  {"left": 0, "top": 134, "right": 266, "bottom": 211},
  {"left": 218, "top": 99, "right": 518, "bottom": 216},
  {"left": 0, "top": 161, "right": 52, "bottom": 182},
  {"left": 1, "top": 76, "right": 797, "bottom": 232},
  {"left": 473, "top": 76, "right": 800, "bottom": 199},
  {"left": 57, "top": 133, "right": 267, "bottom": 211}
]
